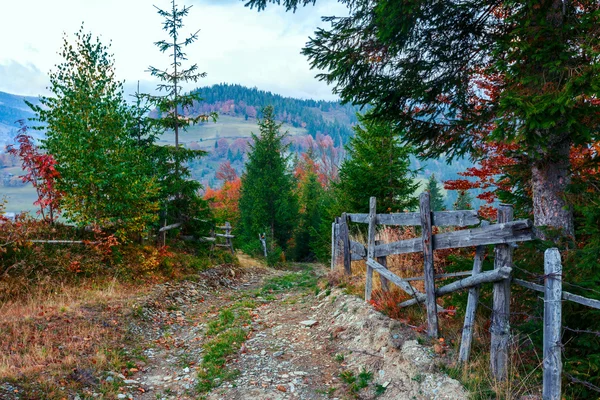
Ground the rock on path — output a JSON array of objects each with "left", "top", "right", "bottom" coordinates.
[{"left": 116, "top": 261, "right": 466, "bottom": 399}]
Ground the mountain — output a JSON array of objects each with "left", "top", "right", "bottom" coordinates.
[
  {"left": 187, "top": 84, "right": 362, "bottom": 146},
  {"left": 0, "top": 85, "right": 479, "bottom": 213},
  {"left": 0, "top": 91, "right": 41, "bottom": 149}
]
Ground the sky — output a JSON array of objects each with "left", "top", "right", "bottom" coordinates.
[{"left": 0, "top": 0, "right": 348, "bottom": 100}]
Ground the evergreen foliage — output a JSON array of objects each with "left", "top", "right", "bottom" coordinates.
[
  {"left": 146, "top": 0, "right": 216, "bottom": 149},
  {"left": 426, "top": 174, "right": 446, "bottom": 212},
  {"left": 144, "top": 0, "right": 216, "bottom": 234},
  {"left": 453, "top": 190, "right": 473, "bottom": 211},
  {"left": 294, "top": 162, "right": 325, "bottom": 261},
  {"left": 238, "top": 106, "right": 298, "bottom": 254},
  {"left": 188, "top": 83, "right": 360, "bottom": 144},
  {"left": 336, "top": 115, "right": 418, "bottom": 213},
  {"left": 28, "top": 28, "right": 160, "bottom": 237}
]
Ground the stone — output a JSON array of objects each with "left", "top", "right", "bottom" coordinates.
[{"left": 299, "top": 320, "right": 318, "bottom": 327}]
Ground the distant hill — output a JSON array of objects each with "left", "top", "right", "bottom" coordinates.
[
  {"left": 0, "top": 85, "right": 480, "bottom": 213},
  {"left": 186, "top": 84, "right": 362, "bottom": 146},
  {"left": 0, "top": 91, "right": 41, "bottom": 149}
]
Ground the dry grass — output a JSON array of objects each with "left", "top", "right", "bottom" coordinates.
[
  {"left": 331, "top": 225, "right": 544, "bottom": 398},
  {"left": 0, "top": 276, "right": 154, "bottom": 397}
]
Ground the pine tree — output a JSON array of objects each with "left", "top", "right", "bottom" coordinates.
[
  {"left": 336, "top": 114, "right": 418, "bottom": 213},
  {"left": 245, "top": 0, "right": 600, "bottom": 237},
  {"left": 147, "top": 0, "right": 216, "bottom": 150},
  {"left": 145, "top": 0, "right": 216, "bottom": 233},
  {"left": 426, "top": 174, "right": 446, "bottom": 212},
  {"left": 238, "top": 106, "right": 298, "bottom": 253},
  {"left": 453, "top": 190, "right": 473, "bottom": 211},
  {"left": 294, "top": 156, "right": 325, "bottom": 261}
]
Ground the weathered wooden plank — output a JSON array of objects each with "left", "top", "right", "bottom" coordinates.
[
  {"left": 543, "top": 248, "right": 562, "bottom": 400},
  {"left": 365, "top": 198, "right": 377, "bottom": 302},
  {"left": 403, "top": 271, "right": 473, "bottom": 282},
  {"left": 159, "top": 222, "right": 182, "bottom": 232},
  {"left": 420, "top": 192, "right": 439, "bottom": 338},
  {"left": 341, "top": 213, "right": 352, "bottom": 275},
  {"left": 376, "top": 240, "right": 389, "bottom": 292},
  {"left": 398, "top": 267, "right": 513, "bottom": 308},
  {"left": 351, "top": 253, "right": 363, "bottom": 261},
  {"left": 459, "top": 237, "right": 487, "bottom": 363},
  {"left": 366, "top": 258, "right": 443, "bottom": 311},
  {"left": 514, "top": 279, "right": 600, "bottom": 310},
  {"left": 491, "top": 204, "right": 514, "bottom": 382},
  {"left": 347, "top": 210, "right": 480, "bottom": 227},
  {"left": 374, "top": 219, "right": 533, "bottom": 258},
  {"left": 215, "top": 233, "right": 235, "bottom": 238}
]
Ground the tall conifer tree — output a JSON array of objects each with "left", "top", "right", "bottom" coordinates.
[
  {"left": 336, "top": 114, "right": 418, "bottom": 213},
  {"left": 238, "top": 106, "right": 298, "bottom": 252}
]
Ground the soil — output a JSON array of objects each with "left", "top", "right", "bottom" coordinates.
[{"left": 103, "top": 253, "right": 467, "bottom": 400}]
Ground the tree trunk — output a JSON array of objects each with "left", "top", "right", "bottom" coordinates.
[{"left": 531, "top": 140, "right": 573, "bottom": 239}]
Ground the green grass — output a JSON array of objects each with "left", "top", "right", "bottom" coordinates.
[
  {"left": 157, "top": 115, "right": 307, "bottom": 149},
  {"left": 196, "top": 300, "right": 256, "bottom": 393},
  {"left": 259, "top": 267, "right": 319, "bottom": 295},
  {"left": 340, "top": 368, "right": 377, "bottom": 397}
]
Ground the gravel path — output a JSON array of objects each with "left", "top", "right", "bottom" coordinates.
[{"left": 108, "top": 257, "right": 467, "bottom": 400}]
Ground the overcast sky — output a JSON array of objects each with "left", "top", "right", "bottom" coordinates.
[{"left": 0, "top": 0, "right": 347, "bottom": 100}]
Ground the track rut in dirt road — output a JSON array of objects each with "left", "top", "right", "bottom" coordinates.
[{"left": 115, "top": 253, "right": 467, "bottom": 399}]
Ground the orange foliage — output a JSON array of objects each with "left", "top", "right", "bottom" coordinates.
[{"left": 204, "top": 178, "right": 241, "bottom": 224}]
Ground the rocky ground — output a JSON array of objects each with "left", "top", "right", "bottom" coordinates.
[
  {"left": 15, "top": 253, "right": 465, "bottom": 400},
  {"left": 96, "top": 253, "right": 467, "bottom": 400}
]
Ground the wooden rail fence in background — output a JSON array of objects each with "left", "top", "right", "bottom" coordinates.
[{"left": 331, "top": 195, "right": 600, "bottom": 399}]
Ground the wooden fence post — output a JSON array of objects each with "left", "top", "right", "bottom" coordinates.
[
  {"left": 331, "top": 221, "right": 337, "bottom": 270},
  {"left": 420, "top": 192, "right": 439, "bottom": 338},
  {"left": 376, "top": 240, "right": 389, "bottom": 292},
  {"left": 543, "top": 248, "right": 562, "bottom": 400},
  {"left": 259, "top": 233, "right": 267, "bottom": 257},
  {"left": 365, "top": 197, "right": 377, "bottom": 302},
  {"left": 491, "top": 204, "right": 514, "bottom": 381},
  {"left": 225, "top": 221, "right": 234, "bottom": 254},
  {"left": 341, "top": 213, "right": 352, "bottom": 275},
  {"left": 459, "top": 226, "right": 487, "bottom": 363}
]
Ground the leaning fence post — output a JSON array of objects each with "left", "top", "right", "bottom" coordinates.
[
  {"left": 376, "top": 240, "right": 389, "bottom": 292},
  {"left": 491, "top": 204, "right": 514, "bottom": 381},
  {"left": 420, "top": 192, "right": 439, "bottom": 338},
  {"left": 365, "top": 197, "right": 377, "bottom": 302},
  {"left": 341, "top": 213, "right": 351, "bottom": 275},
  {"left": 459, "top": 223, "right": 487, "bottom": 363},
  {"left": 543, "top": 248, "right": 562, "bottom": 400}
]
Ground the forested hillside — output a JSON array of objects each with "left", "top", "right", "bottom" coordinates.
[
  {"left": 0, "top": 91, "right": 40, "bottom": 148},
  {"left": 186, "top": 83, "right": 361, "bottom": 145}
]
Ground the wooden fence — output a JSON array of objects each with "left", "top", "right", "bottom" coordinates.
[{"left": 331, "top": 194, "right": 600, "bottom": 399}]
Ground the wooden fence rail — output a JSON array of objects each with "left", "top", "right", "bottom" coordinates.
[{"left": 332, "top": 196, "right": 600, "bottom": 398}]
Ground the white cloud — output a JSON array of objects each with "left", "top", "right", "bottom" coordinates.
[{"left": 0, "top": 0, "right": 347, "bottom": 100}]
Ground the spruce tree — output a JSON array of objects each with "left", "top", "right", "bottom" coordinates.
[
  {"left": 146, "top": 0, "right": 216, "bottom": 233},
  {"left": 336, "top": 114, "right": 418, "bottom": 213},
  {"left": 453, "top": 190, "right": 473, "bottom": 211},
  {"left": 238, "top": 106, "right": 298, "bottom": 253},
  {"left": 147, "top": 0, "right": 215, "bottom": 150},
  {"left": 426, "top": 174, "right": 446, "bottom": 212},
  {"left": 294, "top": 161, "right": 324, "bottom": 261}
]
